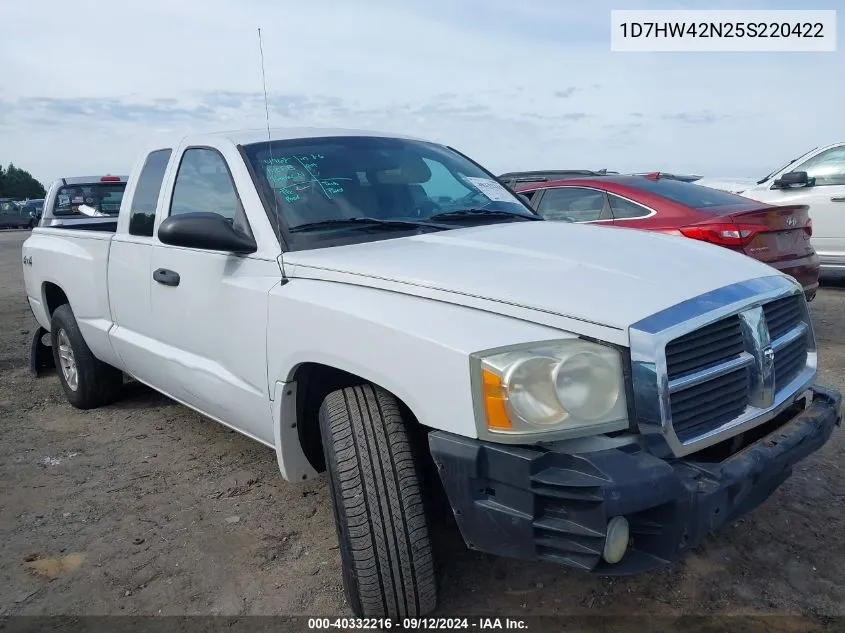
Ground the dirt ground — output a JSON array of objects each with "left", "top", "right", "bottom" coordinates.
[{"left": 1, "top": 229, "right": 843, "bottom": 626}]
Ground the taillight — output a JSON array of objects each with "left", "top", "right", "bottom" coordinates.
[
  {"left": 804, "top": 217, "right": 812, "bottom": 237},
  {"left": 100, "top": 176, "right": 121, "bottom": 182},
  {"left": 679, "top": 222, "right": 764, "bottom": 247}
]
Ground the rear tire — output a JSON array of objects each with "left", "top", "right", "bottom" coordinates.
[
  {"left": 319, "top": 384, "right": 437, "bottom": 618},
  {"left": 50, "top": 304, "right": 123, "bottom": 409}
]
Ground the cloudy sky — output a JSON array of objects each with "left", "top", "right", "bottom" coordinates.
[{"left": 1, "top": 0, "right": 843, "bottom": 186}]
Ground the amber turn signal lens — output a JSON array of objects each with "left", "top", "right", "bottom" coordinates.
[{"left": 482, "top": 369, "right": 512, "bottom": 430}]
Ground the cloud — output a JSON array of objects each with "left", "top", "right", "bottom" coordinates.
[
  {"left": 0, "top": 0, "right": 844, "bottom": 183},
  {"left": 662, "top": 112, "right": 732, "bottom": 124},
  {"left": 7, "top": 97, "right": 218, "bottom": 124}
]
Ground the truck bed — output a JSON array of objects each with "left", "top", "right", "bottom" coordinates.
[{"left": 22, "top": 228, "right": 122, "bottom": 370}]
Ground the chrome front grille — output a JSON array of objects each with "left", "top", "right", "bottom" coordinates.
[
  {"left": 670, "top": 365, "right": 750, "bottom": 442},
  {"left": 774, "top": 327, "right": 809, "bottom": 392},
  {"left": 665, "top": 315, "right": 744, "bottom": 380},
  {"left": 630, "top": 277, "right": 817, "bottom": 458},
  {"left": 763, "top": 295, "right": 804, "bottom": 340},
  {"left": 664, "top": 314, "right": 752, "bottom": 441}
]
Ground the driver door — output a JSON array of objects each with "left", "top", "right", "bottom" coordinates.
[{"left": 148, "top": 146, "right": 281, "bottom": 445}]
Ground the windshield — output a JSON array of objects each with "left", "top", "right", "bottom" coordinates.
[
  {"left": 629, "top": 178, "right": 760, "bottom": 210},
  {"left": 242, "top": 136, "right": 536, "bottom": 238},
  {"left": 52, "top": 183, "right": 126, "bottom": 216},
  {"left": 756, "top": 147, "right": 817, "bottom": 184}
]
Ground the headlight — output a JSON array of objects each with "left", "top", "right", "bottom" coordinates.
[{"left": 472, "top": 339, "right": 629, "bottom": 441}]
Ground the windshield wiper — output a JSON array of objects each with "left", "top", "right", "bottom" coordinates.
[
  {"left": 289, "top": 217, "right": 448, "bottom": 233},
  {"left": 757, "top": 158, "right": 798, "bottom": 185},
  {"left": 428, "top": 208, "right": 543, "bottom": 222}
]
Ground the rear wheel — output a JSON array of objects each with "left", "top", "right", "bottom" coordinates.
[
  {"left": 50, "top": 304, "right": 123, "bottom": 409},
  {"left": 319, "top": 384, "right": 437, "bottom": 618}
]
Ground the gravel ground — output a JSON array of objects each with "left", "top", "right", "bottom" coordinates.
[{"left": 0, "top": 229, "right": 843, "bottom": 628}]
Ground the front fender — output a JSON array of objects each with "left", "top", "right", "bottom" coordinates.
[{"left": 267, "top": 279, "right": 567, "bottom": 439}]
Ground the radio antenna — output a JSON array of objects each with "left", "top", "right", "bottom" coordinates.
[
  {"left": 258, "top": 28, "right": 272, "bottom": 143},
  {"left": 257, "top": 27, "right": 285, "bottom": 250}
]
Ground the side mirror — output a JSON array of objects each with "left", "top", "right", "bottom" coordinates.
[
  {"left": 158, "top": 212, "right": 257, "bottom": 254},
  {"left": 29, "top": 211, "right": 36, "bottom": 218},
  {"left": 773, "top": 171, "right": 810, "bottom": 189}
]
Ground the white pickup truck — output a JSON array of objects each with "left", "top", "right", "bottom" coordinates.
[{"left": 22, "top": 128, "right": 841, "bottom": 618}]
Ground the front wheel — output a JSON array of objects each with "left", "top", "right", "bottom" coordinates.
[
  {"left": 50, "top": 304, "right": 123, "bottom": 409},
  {"left": 319, "top": 385, "right": 437, "bottom": 618}
]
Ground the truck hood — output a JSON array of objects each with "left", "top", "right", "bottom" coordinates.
[{"left": 283, "top": 221, "right": 781, "bottom": 332}]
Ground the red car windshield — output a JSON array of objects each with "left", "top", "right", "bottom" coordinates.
[{"left": 627, "top": 178, "right": 755, "bottom": 211}]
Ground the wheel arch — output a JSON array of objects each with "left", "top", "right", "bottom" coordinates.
[
  {"left": 275, "top": 361, "right": 427, "bottom": 482},
  {"left": 42, "top": 281, "right": 70, "bottom": 319}
]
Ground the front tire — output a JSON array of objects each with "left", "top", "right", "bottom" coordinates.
[
  {"left": 50, "top": 304, "right": 123, "bottom": 409},
  {"left": 319, "top": 385, "right": 437, "bottom": 618}
]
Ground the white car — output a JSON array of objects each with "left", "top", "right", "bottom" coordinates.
[
  {"left": 21, "top": 128, "right": 842, "bottom": 618},
  {"left": 697, "top": 142, "right": 845, "bottom": 278}
]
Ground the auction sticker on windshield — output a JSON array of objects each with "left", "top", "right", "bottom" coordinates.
[{"left": 464, "top": 176, "right": 515, "bottom": 202}]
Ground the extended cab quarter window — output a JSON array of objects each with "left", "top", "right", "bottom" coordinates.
[
  {"left": 170, "top": 148, "right": 245, "bottom": 223},
  {"left": 128, "top": 149, "right": 172, "bottom": 237},
  {"left": 536, "top": 187, "right": 608, "bottom": 222},
  {"left": 793, "top": 146, "right": 845, "bottom": 186}
]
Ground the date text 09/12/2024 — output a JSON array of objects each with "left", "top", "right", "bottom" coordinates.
[{"left": 307, "top": 617, "right": 528, "bottom": 630}]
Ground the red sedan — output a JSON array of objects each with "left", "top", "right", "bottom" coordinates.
[{"left": 514, "top": 174, "right": 820, "bottom": 301}]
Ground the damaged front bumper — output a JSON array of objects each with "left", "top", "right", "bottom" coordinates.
[{"left": 429, "top": 385, "right": 841, "bottom": 574}]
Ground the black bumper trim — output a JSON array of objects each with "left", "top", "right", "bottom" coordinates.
[{"left": 429, "top": 385, "right": 841, "bottom": 574}]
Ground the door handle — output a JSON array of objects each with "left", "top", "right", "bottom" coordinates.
[
  {"left": 831, "top": 197, "right": 845, "bottom": 202},
  {"left": 153, "top": 268, "right": 180, "bottom": 286}
]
